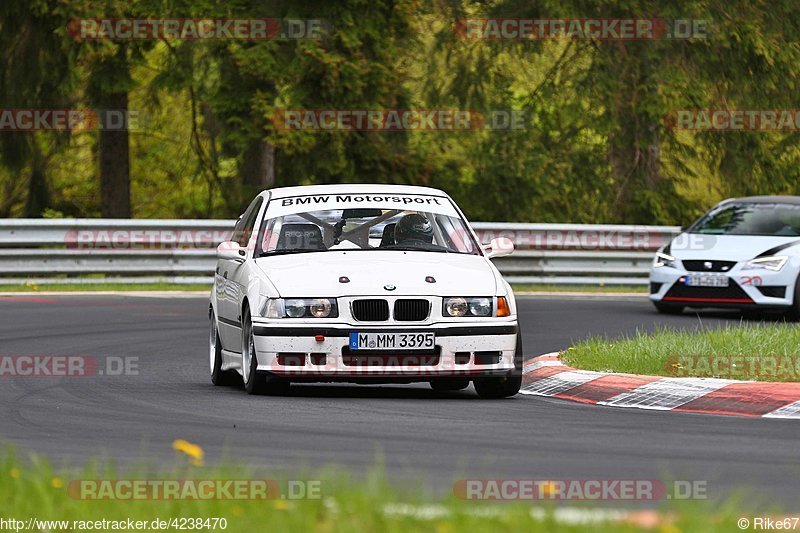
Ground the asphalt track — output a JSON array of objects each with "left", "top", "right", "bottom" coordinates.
[{"left": 1, "top": 293, "right": 799, "bottom": 508}]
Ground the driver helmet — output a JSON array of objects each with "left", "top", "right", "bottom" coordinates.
[{"left": 395, "top": 213, "right": 434, "bottom": 244}]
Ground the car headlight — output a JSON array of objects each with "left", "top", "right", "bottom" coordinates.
[
  {"left": 260, "top": 298, "right": 338, "bottom": 318},
  {"left": 260, "top": 298, "right": 282, "bottom": 318},
  {"left": 653, "top": 251, "right": 677, "bottom": 269},
  {"left": 742, "top": 255, "right": 788, "bottom": 272},
  {"left": 443, "top": 297, "right": 494, "bottom": 317}
]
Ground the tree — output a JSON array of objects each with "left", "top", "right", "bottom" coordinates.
[{"left": 0, "top": 0, "right": 76, "bottom": 217}]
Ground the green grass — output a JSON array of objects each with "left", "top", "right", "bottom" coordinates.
[
  {"left": 563, "top": 323, "right": 800, "bottom": 381},
  {"left": 0, "top": 449, "right": 773, "bottom": 532},
  {"left": 0, "top": 282, "right": 210, "bottom": 292},
  {"left": 512, "top": 284, "right": 647, "bottom": 293}
]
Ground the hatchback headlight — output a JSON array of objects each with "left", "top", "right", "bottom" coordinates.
[
  {"left": 260, "top": 298, "right": 338, "bottom": 318},
  {"left": 742, "top": 255, "right": 788, "bottom": 272},
  {"left": 443, "top": 297, "right": 493, "bottom": 317},
  {"left": 653, "top": 251, "right": 677, "bottom": 269}
]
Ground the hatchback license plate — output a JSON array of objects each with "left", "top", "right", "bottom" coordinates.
[
  {"left": 349, "top": 332, "right": 435, "bottom": 351},
  {"left": 684, "top": 274, "right": 729, "bottom": 287}
]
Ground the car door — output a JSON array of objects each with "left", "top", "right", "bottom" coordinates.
[{"left": 217, "top": 196, "right": 263, "bottom": 351}]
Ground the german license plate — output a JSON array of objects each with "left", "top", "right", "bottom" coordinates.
[
  {"left": 684, "top": 274, "right": 729, "bottom": 287},
  {"left": 349, "top": 332, "right": 435, "bottom": 351}
]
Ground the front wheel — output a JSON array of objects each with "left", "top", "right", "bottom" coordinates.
[
  {"left": 473, "top": 332, "right": 523, "bottom": 399},
  {"left": 242, "top": 308, "right": 290, "bottom": 396},
  {"left": 210, "top": 311, "right": 238, "bottom": 386}
]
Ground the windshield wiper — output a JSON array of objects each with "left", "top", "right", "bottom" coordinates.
[
  {"left": 259, "top": 249, "right": 319, "bottom": 257},
  {"left": 382, "top": 246, "right": 450, "bottom": 253}
]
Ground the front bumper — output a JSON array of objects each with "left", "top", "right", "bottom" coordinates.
[
  {"left": 649, "top": 263, "right": 796, "bottom": 309},
  {"left": 251, "top": 321, "right": 518, "bottom": 380}
]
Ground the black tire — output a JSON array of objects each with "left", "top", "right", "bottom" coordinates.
[
  {"left": 430, "top": 378, "right": 470, "bottom": 392},
  {"left": 654, "top": 302, "right": 684, "bottom": 315},
  {"left": 473, "top": 332, "right": 523, "bottom": 399},
  {"left": 210, "top": 311, "right": 239, "bottom": 386},
  {"left": 242, "top": 308, "right": 290, "bottom": 396}
]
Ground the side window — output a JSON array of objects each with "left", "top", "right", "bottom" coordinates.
[{"left": 232, "top": 197, "right": 264, "bottom": 247}]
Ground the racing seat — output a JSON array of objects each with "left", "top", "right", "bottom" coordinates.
[
  {"left": 379, "top": 224, "right": 396, "bottom": 247},
  {"left": 276, "top": 223, "right": 325, "bottom": 251}
]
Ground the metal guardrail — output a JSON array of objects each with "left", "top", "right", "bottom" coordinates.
[{"left": 0, "top": 219, "right": 680, "bottom": 286}]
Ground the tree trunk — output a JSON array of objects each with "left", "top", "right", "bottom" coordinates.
[
  {"left": 88, "top": 43, "right": 132, "bottom": 218},
  {"left": 604, "top": 42, "right": 662, "bottom": 223},
  {"left": 98, "top": 91, "right": 131, "bottom": 218},
  {"left": 23, "top": 147, "right": 49, "bottom": 217},
  {"left": 240, "top": 139, "right": 275, "bottom": 198}
]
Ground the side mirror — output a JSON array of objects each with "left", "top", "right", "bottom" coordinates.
[
  {"left": 484, "top": 237, "right": 514, "bottom": 259},
  {"left": 217, "top": 241, "right": 246, "bottom": 262}
]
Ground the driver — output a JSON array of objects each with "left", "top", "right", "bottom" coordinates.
[{"left": 394, "top": 213, "right": 434, "bottom": 245}]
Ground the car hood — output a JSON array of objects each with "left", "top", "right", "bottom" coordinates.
[
  {"left": 254, "top": 251, "right": 498, "bottom": 297},
  {"left": 669, "top": 233, "right": 800, "bottom": 261}
]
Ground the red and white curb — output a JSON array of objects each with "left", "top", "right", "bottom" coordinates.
[{"left": 522, "top": 353, "right": 800, "bottom": 419}]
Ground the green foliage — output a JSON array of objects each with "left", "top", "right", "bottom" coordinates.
[
  {"left": 1, "top": 1, "right": 800, "bottom": 222},
  {"left": 0, "top": 448, "right": 780, "bottom": 532}
]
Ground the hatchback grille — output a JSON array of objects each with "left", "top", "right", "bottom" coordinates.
[
  {"left": 351, "top": 299, "right": 390, "bottom": 321},
  {"left": 663, "top": 281, "right": 753, "bottom": 304},
  {"left": 393, "top": 299, "right": 430, "bottom": 321},
  {"left": 682, "top": 260, "right": 737, "bottom": 272}
]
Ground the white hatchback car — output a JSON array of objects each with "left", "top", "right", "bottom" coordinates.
[
  {"left": 209, "top": 184, "right": 522, "bottom": 398},
  {"left": 650, "top": 196, "right": 800, "bottom": 317}
]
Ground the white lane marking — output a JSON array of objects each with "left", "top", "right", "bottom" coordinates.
[
  {"left": 520, "top": 370, "right": 605, "bottom": 396},
  {"left": 599, "top": 378, "right": 733, "bottom": 410},
  {"left": 763, "top": 400, "right": 800, "bottom": 419}
]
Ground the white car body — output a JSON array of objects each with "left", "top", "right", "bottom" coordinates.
[
  {"left": 208, "top": 184, "right": 522, "bottom": 397},
  {"left": 649, "top": 196, "right": 800, "bottom": 314}
]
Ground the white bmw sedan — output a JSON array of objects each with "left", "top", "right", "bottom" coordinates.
[
  {"left": 208, "top": 184, "right": 522, "bottom": 398},
  {"left": 650, "top": 196, "right": 800, "bottom": 317}
]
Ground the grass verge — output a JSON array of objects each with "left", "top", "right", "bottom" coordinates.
[
  {"left": 511, "top": 283, "right": 647, "bottom": 294},
  {"left": 0, "top": 449, "right": 772, "bottom": 532},
  {"left": 563, "top": 323, "right": 800, "bottom": 381}
]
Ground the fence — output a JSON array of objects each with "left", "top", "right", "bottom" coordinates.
[{"left": 0, "top": 219, "right": 680, "bottom": 286}]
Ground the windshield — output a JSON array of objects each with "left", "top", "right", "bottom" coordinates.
[
  {"left": 689, "top": 203, "right": 800, "bottom": 236},
  {"left": 255, "top": 207, "right": 480, "bottom": 256}
]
